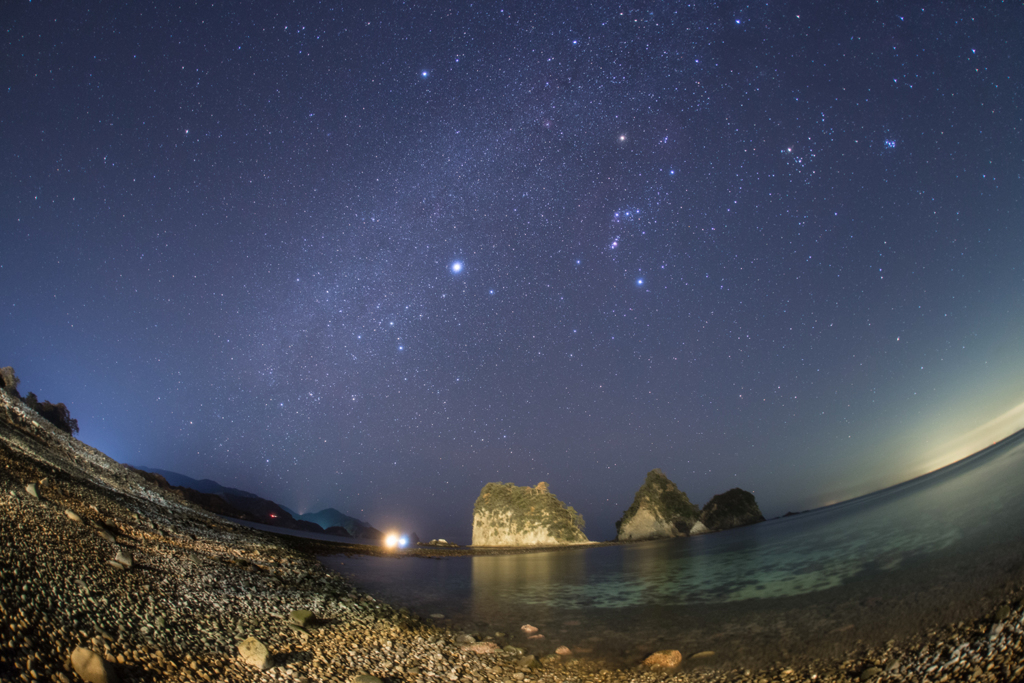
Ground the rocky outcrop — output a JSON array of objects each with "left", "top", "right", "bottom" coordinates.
[
  {"left": 0, "top": 366, "right": 20, "bottom": 396},
  {"left": 471, "top": 481, "right": 589, "bottom": 546},
  {"left": 700, "top": 488, "right": 766, "bottom": 531},
  {"left": 616, "top": 469, "right": 700, "bottom": 541}
]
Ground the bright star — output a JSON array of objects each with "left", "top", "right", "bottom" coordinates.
[
  {"left": 637, "top": 278, "right": 644, "bottom": 286},
  {"left": 450, "top": 261, "right": 464, "bottom": 274},
  {"left": 421, "top": 70, "right": 429, "bottom": 78}
]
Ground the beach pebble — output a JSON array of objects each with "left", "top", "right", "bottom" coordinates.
[
  {"left": 429, "top": 613, "right": 445, "bottom": 619},
  {"left": 516, "top": 654, "right": 540, "bottom": 670},
  {"left": 71, "top": 646, "right": 117, "bottom": 683},
  {"left": 556, "top": 646, "right": 572, "bottom": 656},
  {"left": 289, "top": 608, "right": 314, "bottom": 627},
  {"left": 25, "top": 482, "right": 39, "bottom": 499},
  {"left": 520, "top": 624, "right": 539, "bottom": 634},
  {"left": 995, "top": 605, "right": 1011, "bottom": 621},
  {"left": 238, "top": 636, "right": 273, "bottom": 670},
  {"left": 455, "top": 633, "right": 476, "bottom": 644},
  {"left": 461, "top": 642, "right": 500, "bottom": 654},
  {"left": 65, "top": 509, "right": 83, "bottom": 523},
  {"left": 860, "top": 666, "right": 882, "bottom": 681},
  {"left": 97, "top": 528, "right": 116, "bottom": 543},
  {"left": 114, "top": 550, "right": 133, "bottom": 569},
  {"left": 690, "top": 650, "right": 715, "bottom": 659},
  {"left": 350, "top": 676, "right": 383, "bottom": 683},
  {"left": 643, "top": 650, "right": 682, "bottom": 668}
]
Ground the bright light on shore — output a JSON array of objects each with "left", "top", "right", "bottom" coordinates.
[{"left": 384, "top": 533, "right": 408, "bottom": 550}]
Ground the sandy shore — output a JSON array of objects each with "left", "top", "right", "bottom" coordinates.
[{"left": 2, "top": 391, "right": 1023, "bottom": 683}]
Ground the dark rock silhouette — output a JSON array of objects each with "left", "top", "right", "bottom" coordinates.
[{"left": 700, "top": 488, "right": 766, "bottom": 531}]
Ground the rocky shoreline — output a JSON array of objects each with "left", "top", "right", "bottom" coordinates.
[{"left": 2, "top": 391, "right": 1024, "bottom": 682}]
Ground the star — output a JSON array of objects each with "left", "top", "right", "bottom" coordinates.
[{"left": 449, "top": 261, "right": 464, "bottom": 274}]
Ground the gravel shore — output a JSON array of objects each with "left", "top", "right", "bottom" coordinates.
[{"left": 2, "top": 390, "right": 1023, "bottom": 683}]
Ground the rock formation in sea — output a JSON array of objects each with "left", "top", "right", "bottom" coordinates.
[
  {"left": 616, "top": 468, "right": 701, "bottom": 541},
  {"left": 700, "top": 487, "right": 766, "bottom": 530},
  {"left": 471, "top": 481, "right": 589, "bottom": 546}
]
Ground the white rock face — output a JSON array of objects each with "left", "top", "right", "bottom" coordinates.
[
  {"left": 688, "top": 520, "right": 710, "bottom": 535},
  {"left": 472, "top": 509, "right": 583, "bottom": 546},
  {"left": 617, "top": 506, "right": 682, "bottom": 541}
]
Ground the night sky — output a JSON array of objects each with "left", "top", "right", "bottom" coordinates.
[{"left": 3, "top": 1, "right": 1022, "bottom": 543}]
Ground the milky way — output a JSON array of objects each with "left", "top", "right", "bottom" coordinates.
[{"left": 2, "top": 2, "right": 1022, "bottom": 541}]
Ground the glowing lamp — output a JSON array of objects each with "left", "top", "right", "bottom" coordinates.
[{"left": 384, "top": 533, "right": 409, "bottom": 550}]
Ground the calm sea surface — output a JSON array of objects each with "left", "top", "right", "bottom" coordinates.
[{"left": 321, "top": 430, "right": 1024, "bottom": 668}]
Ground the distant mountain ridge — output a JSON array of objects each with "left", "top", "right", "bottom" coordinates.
[
  {"left": 131, "top": 466, "right": 380, "bottom": 539},
  {"left": 141, "top": 468, "right": 260, "bottom": 498},
  {"left": 294, "top": 508, "right": 381, "bottom": 540}
]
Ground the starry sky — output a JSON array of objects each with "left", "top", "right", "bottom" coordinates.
[{"left": 2, "top": 1, "right": 1022, "bottom": 543}]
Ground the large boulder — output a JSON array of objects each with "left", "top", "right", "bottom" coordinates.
[
  {"left": 472, "top": 481, "right": 588, "bottom": 546},
  {"left": 700, "top": 488, "right": 765, "bottom": 531},
  {"left": 616, "top": 469, "right": 700, "bottom": 541}
]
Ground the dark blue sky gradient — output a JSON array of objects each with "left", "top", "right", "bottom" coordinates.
[{"left": 2, "top": 1, "right": 1022, "bottom": 542}]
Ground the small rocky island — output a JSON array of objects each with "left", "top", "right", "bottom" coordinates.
[
  {"left": 616, "top": 469, "right": 702, "bottom": 541},
  {"left": 617, "top": 470, "right": 765, "bottom": 541},
  {"left": 472, "top": 481, "right": 589, "bottom": 546},
  {"left": 700, "top": 487, "right": 766, "bottom": 531}
]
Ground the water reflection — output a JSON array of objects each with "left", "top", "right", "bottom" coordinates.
[{"left": 328, "top": 430, "right": 1024, "bottom": 667}]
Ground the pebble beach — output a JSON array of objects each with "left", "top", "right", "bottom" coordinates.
[{"left": 2, "top": 389, "right": 1024, "bottom": 683}]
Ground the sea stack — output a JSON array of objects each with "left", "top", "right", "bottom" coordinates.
[
  {"left": 471, "top": 481, "right": 589, "bottom": 546},
  {"left": 616, "top": 469, "right": 701, "bottom": 541},
  {"left": 700, "top": 487, "right": 766, "bottom": 530}
]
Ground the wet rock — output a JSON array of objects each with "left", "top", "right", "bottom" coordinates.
[
  {"left": 71, "top": 646, "right": 117, "bottom": 683},
  {"left": 690, "top": 650, "right": 715, "bottom": 659},
  {"left": 350, "top": 676, "right": 383, "bottom": 683},
  {"left": 520, "top": 624, "right": 539, "bottom": 634},
  {"left": 25, "top": 482, "right": 39, "bottom": 499},
  {"left": 289, "top": 608, "right": 314, "bottom": 627},
  {"left": 238, "top": 636, "right": 273, "bottom": 670},
  {"left": 455, "top": 633, "right": 476, "bottom": 644},
  {"left": 994, "top": 605, "right": 1011, "bottom": 621},
  {"left": 643, "top": 650, "right": 683, "bottom": 668},
  {"left": 556, "top": 645, "right": 572, "bottom": 656},
  {"left": 860, "top": 666, "right": 882, "bottom": 681},
  {"left": 97, "top": 528, "right": 116, "bottom": 543},
  {"left": 65, "top": 509, "right": 83, "bottom": 523},
  {"left": 462, "top": 642, "right": 501, "bottom": 654},
  {"left": 516, "top": 654, "right": 541, "bottom": 670}
]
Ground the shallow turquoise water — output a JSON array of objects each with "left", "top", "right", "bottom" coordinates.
[{"left": 323, "top": 430, "right": 1024, "bottom": 667}]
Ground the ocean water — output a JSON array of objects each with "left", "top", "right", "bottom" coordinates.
[{"left": 322, "top": 430, "right": 1024, "bottom": 668}]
